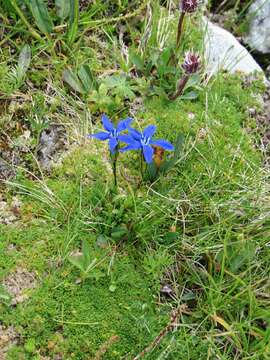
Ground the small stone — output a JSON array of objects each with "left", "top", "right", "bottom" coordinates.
[
  {"left": 160, "top": 285, "right": 174, "bottom": 296},
  {"left": 203, "top": 18, "right": 265, "bottom": 78},
  {"left": 248, "top": 108, "right": 257, "bottom": 117}
]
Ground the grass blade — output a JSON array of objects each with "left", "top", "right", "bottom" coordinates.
[{"left": 67, "top": 0, "right": 79, "bottom": 45}]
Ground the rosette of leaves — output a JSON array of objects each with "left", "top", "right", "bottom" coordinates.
[
  {"left": 68, "top": 240, "right": 105, "bottom": 281},
  {"left": 2, "top": 44, "right": 31, "bottom": 95},
  {"left": 63, "top": 69, "right": 138, "bottom": 113}
]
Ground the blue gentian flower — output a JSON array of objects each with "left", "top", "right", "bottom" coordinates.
[
  {"left": 89, "top": 114, "right": 132, "bottom": 154},
  {"left": 119, "top": 125, "right": 174, "bottom": 163}
]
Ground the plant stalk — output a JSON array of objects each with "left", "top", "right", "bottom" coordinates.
[
  {"left": 169, "top": 75, "right": 189, "bottom": 101},
  {"left": 112, "top": 158, "right": 117, "bottom": 188},
  {"left": 176, "top": 12, "right": 185, "bottom": 50},
  {"left": 140, "top": 151, "right": 144, "bottom": 180}
]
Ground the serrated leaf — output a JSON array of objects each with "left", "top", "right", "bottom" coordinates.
[
  {"left": 28, "top": 0, "right": 53, "bottom": 34},
  {"left": 63, "top": 68, "right": 85, "bottom": 94},
  {"left": 55, "top": 0, "right": 70, "bottom": 20}
]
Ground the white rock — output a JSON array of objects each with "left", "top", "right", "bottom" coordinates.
[
  {"left": 246, "top": 0, "right": 270, "bottom": 54},
  {"left": 203, "top": 18, "right": 264, "bottom": 77}
]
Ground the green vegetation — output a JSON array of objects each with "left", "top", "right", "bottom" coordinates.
[{"left": 0, "top": 1, "right": 269, "bottom": 359}]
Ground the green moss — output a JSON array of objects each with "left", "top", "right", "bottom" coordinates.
[{"left": 0, "top": 1, "right": 269, "bottom": 358}]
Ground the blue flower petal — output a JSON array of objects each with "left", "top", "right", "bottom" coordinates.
[
  {"left": 143, "top": 125, "right": 156, "bottom": 138},
  {"left": 143, "top": 145, "right": 154, "bottom": 163},
  {"left": 118, "top": 134, "right": 140, "bottom": 145},
  {"left": 129, "top": 128, "right": 142, "bottom": 141},
  {"left": 90, "top": 132, "right": 110, "bottom": 140},
  {"left": 120, "top": 143, "right": 141, "bottom": 152},
  {"left": 151, "top": 139, "right": 174, "bottom": 151},
  {"left": 117, "top": 118, "right": 133, "bottom": 133},
  {"left": 109, "top": 138, "right": 118, "bottom": 153},
  {"left": 102, "top": 114, "right": 114, "bottom": 132}
]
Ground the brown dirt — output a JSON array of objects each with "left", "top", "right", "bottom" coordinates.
[
  {"left": 0, "top": 325, "right": 20, "bottom": 359},
  {"left": 3, "top": 267, "right": 36, "bottom": 306}
]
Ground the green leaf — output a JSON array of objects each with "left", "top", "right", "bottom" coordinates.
[
  {"left": 163, "top": 231, "right": 179, "bottom": 243},
  {"left": 82, "top": 240, "right": 91, "bottom": 270},
  {"left": 111, "top": 227, "right": 128, "bottom": 241},
  {"left": 181, "top": 91, "right": 198, "bottom": 100},
  {"left": 174, "top": 134, "right": 184, "bottom": 158},
  {"left": 96, "top": 235, "right": 108, "bottom": 249},
  {"left": 55, "top": 0, "right": 70, "bottom": 20},
  {"left": 67, "top": 0, "right": 79, "bottom": 45},
  {"left": 78, "top": 65, "right": 96, "bottom": 92},
  {"left": 68, "top": 254, "right": 85, "bottom": 273},
  {"left": 63, "top": 68, "right": 85, "bottom": 94},
  {"left": 185, "top": 74, "right": 200, "bottom": 88},
  {"left": 160, "top": 134, "right": 184, "bottom": 173},
  {"left": 18, "top": 44, "right": 31, "bottom": 72},
  {"left": 129, "top": 51, "right": 144, "bottom": 71},
  {"left": 27, "top": 0, "right": 53, "bottom": 34}
]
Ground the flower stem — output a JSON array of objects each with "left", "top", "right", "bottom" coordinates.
[
  {"left": 113, "top": 158, "right": 117, "bottom": 188},
  {"left": 176, "top": 12, "right": 185, "bottom": 50},
  {"left": 169, "top": 75, "right": 189, "bottom": 101},
  {"left": 140, "top": 151, "right": 144, "bottom": 180},
  {"left": 110, "top": 150, "right": 119, "bottom": 189}
]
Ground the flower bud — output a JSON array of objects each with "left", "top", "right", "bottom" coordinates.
[
  {"left": 180, "top": 0, "right": 199, "bottom": 13},
  {"left": 182, "top": 52, "right": 201, "bottom": 74}
]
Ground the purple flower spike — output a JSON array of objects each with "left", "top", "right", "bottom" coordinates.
[
  {"left": 89, "top": 114, "right": 132, "bottom": 154},
  {"left": 182, "top": 51, "right": 201, "bottom": 74},
  {"left": 119, "top": 125, "right": 174, "bottom": 164},
  {"left": 180, "top": 0, "right": 199, "bottom": 13}
]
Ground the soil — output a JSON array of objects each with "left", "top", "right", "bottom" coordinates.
[{"left": 3, "top": 267, "right": 36, "bottom": 306}]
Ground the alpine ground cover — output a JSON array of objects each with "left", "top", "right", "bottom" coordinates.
[{"left": 0, "top": 1, "right": 269, "bottom": 359}]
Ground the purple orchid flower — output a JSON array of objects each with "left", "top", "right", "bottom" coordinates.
[{"left": 119, "top": 125, "right": 174, "bottom": 164}]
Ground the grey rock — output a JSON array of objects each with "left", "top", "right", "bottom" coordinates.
[
  {"left": 0, "top": 158, "right": 15, "bottom": 181},
  {"left": 37, "top": 125, "right": 67, "bottom": 170},
  {"left": 246, "top": 0, "right": 270, "bottom": 54},
  {"left": 204, "top": 18, "right": 265, "bottom": 76}
]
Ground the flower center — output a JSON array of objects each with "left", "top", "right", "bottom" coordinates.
[
  {"left": 141, "top": 136, "right": 150, "bottom": 146},
  {"left": 110, "top": 129, "right": 118, "bottom": 138}
]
